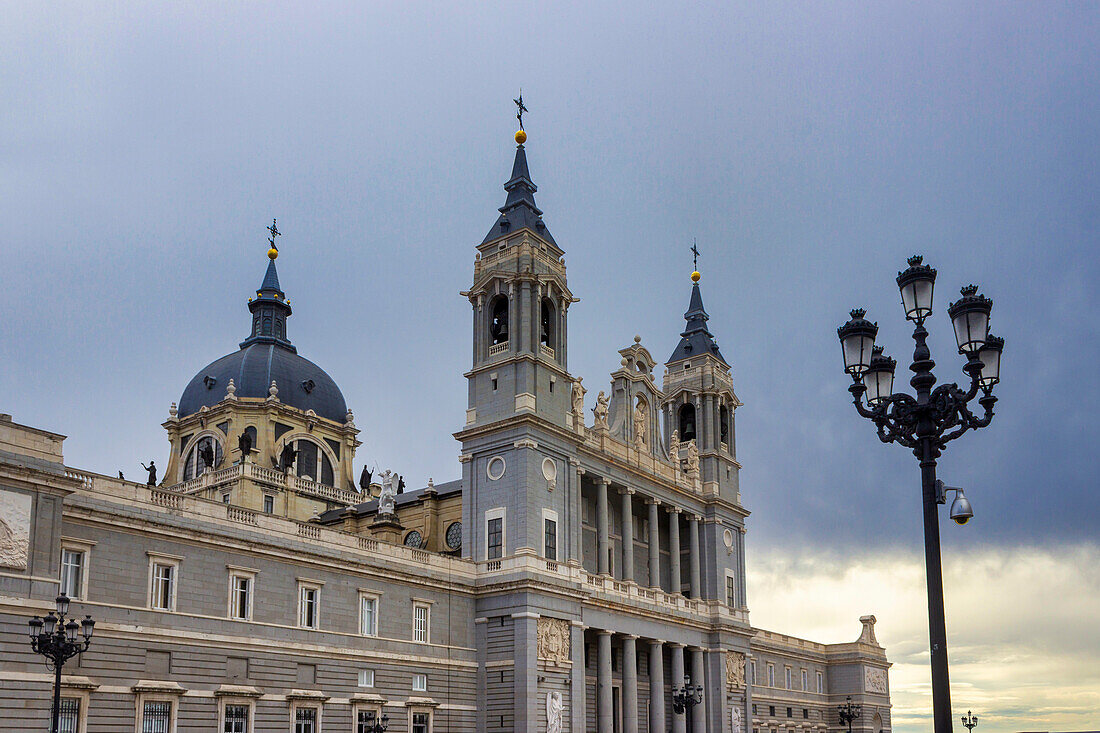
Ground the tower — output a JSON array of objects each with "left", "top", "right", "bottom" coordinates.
[{"left": 662, "top": 270, "right": 742, "bottom": 502}]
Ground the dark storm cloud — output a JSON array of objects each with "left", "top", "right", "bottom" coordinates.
[{"left": 1, "top": 2, "right": 1097, "bottom": 558}]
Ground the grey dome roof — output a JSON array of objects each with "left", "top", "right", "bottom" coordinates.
[
  {"left": 177, "top": 251, "right": 347, "bottom": 423},
  {"left": 178, "top": 342, "right": 347, "bottom": 422}
]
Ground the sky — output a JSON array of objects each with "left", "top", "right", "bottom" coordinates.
[{"left": 2, "top": 3, "right": 1098, "bottom": 731}]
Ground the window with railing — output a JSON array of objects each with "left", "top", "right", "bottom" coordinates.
[
  {"left": 141, "top": 701, "right": 172, "bottom": 733},
  {"left": 224, "top": 704, "right": 249, "bottom": 733},
  {"left": 413, "top": 603, "right": 430, "bottom": 643},
  {"left": 294, "top": 707, "right": 317, "bottom": 733},
  {"left": 58, "top": 698, "right": 79, "bottom": 733}
]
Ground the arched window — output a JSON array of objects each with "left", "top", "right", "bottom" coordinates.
[
  {"left": 183, "top": 435, "right": 224, "bottom": 481},
  {"left": 720, "top": 406, "right": 730, "bottom": 445},
  {"left": 679, "top": 403, "right": 697, "bottom": 442},
  {"left": 540, "top": 298, "right": 554, "bottom": 348},
  {"left": 489, "top": 295, "right": 509, "bottom": 346},
  {"left": 292, "top": 439, "right": 335, "bottom": 487}
]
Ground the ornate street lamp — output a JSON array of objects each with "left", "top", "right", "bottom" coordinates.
[
  {"left": 359, "top": 709, "right": 389, "bottom": 733},
  {"left": 837, "top": 255, "right": 1003, "bottom": 733},
  {"left": 672, "top": 673, "right": 704, "bottom": 732},
  {"left": 961, "top": 710, "right": 979, "bottom": 733},
  {"left": 838, "top": 696, "right": 862, "bottom": 733},
  {"left": 29, "top": 594, "right": 95, "bottom": 733}
]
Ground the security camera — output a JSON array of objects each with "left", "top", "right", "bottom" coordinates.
[{"left": 949, "top": 489, "right": 974, "bottom": 525}]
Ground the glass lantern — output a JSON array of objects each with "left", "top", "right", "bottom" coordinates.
[
  {"left": 837, "top": 309, "right": 879, "bottom": 376},
  {"left": 947, "top": 285, "right": 993, "bottom": 354},
  {"left": 896, "top": 255, "right": 937, "bottom": 322}
]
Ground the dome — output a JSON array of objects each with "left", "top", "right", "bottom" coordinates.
[
  {"left": 178, "top": 342, "right": 347, "bottom": 422},
  {"left": 176, "top": 248, "right": 347, "bottom": 423}
]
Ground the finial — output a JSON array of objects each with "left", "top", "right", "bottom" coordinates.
[
  {"left": 690, "top": 239, "right": 701, "bottom": 281},
  {"left": 850, "top": 308, "right": 867, "bottom": 319},
  {"left": 634, "top": 335, "right": 642, "bottom": 344},
  {"left": 514, "top": 91, "right": 528, "bottom": 131},
  {"left": 267, "top": 218, "right": 281, "bottom": 260},
  {"left": 960, "top": 284, "right": 979, "bottom": 296},
  {"left": 907, "top": 254, "right": 923, "bottom": 266},
  {"left": 168, "top": 402, "right": 178, "bottom": 418},
  {"left": 268, "top": 380, "right": 279, "bottom": 399},
  {"left": 872, "top": 345, "right": 884, "bottom": 355},
  {"left": 225, "top": 378, "right": 237, "bottom": 400}
]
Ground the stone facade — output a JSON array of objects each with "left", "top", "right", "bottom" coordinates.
[{"left": 0, "top": 132, "right": 891, "bottom": 732}]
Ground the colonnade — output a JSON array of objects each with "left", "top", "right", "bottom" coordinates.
[
  {"left": 591, "top": 629, "right": 709, "bottom": 733},
  {"left": 593, "top": 477, "right": 705, "bottom": 598}
]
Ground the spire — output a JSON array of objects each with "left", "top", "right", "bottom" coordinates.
[
  {"left": 240, "top": 222, "right": 295, "bottom": 352},
  {"left": 668, "top": 272, "right": 726, "bottom": 365},
  {"left": 482, "top": 124, "right": 556, "bottom": 246}
]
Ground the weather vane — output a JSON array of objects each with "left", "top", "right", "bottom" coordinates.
[
  {"left": 514, "top": 91, "right": 528, "bottom": 130},
  {"left": 691, "top": 239, "right": 700, "bottom": 271},
  {"left": 267, "top": 218, "right": 281, "bottom": 252}
]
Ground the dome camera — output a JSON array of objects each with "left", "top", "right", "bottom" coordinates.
[{"left": 949, "top": 489, "right": 973, "bottom": 525}]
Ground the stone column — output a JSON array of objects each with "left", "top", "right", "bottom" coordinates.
[
  {"left": 598, "top": 630, "right": 613, "bottom": 733},
  {"left": 569, "top": 460, "right": 584, "bottom": 562},
  {"left": 668, "top": 506, "right": 682, "bottom": 595},
  {"left": 622, "top": 635, "right": 639, "bottom": 733},
  {"left": 690, "top": 647, "right": 707, "bottom": 732},
  {"left": 647, "top": 498, "right": 662, "bottom": 589},
  {"left": 688, "top": 514, "right": 702, "bottom": 598},
  {"left": 670, "top": 643, "right": 687, "bottom": 733},
  {"left": 620, "top": 488, "right": 635, "bottom": 582},
  {"left": 649, "top": 640, "right": 666, "bottom": 733},
  {"left": 597, "top": 477, "right": 610, "bottom": 576},
  {"left": 571, "top": 623, "right": 586, "bottom": 733}
]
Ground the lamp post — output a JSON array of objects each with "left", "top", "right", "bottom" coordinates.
[
  {"left": 837, "top": 256, "right": 1003, "bottom": 733},
  {"left": 961, "top": 710, "right": 979, "bottom": 733},
  {"left": 671, "top": 673, "right": 704, "bottom": 733},
  {"left": 838, "top": 696, "right": 862, "bottom": 733},
  {"left": 28, "top": 594, "right": 95, "bottom": 733}
]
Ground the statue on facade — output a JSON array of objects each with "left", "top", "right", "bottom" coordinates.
[
  {"left": 669, "top": 428, "right": 680, "bottom": 461},
  {"left": 279, "top": 442, "right": 298, "bottom": 473},
  {"left": 359, "top": 466, "right": 373, "bottom": 494},
  {"left": 377, "top": 470, "right": 397, "bottom": 516},
  {"left": 199, "top": 441, "right": 215, "bottom": 472},
  {"left": 118, "top": 471, "right": 124, "bottom": 480},
  {"left": 592, "top": 390, "right": 609, "bottom": 430},
  {"left": 570, "top": 378, "right": 586, "bottom": 431},
  {"left": 140, "top": 460, "right": 157, "bottom": 486},
  {"left": 546, "top": 691, "right": 563, "bottom": 733},
  {"left": 686, "top": 439, "right": 700, "bottom": 478},
  {"left": 633, "top": 401, "right": 647, "bottom": 449},
  {"left": 237, "top": 431, "right": 252, "bottom": 461},
  {"left": 732, "top": 705, "right": 744, "bottom": 733},
  {"left": 397, "top": 475, "right": 405, "bottom": 494}
]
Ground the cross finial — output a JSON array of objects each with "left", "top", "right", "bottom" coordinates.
[
  {"left": 514, "top": 91, "right": 528, "bottom": 130},
  {"left": 267, "top": 218, "right": 281, "bottom": 250},
  {"left": 691, "top": 239, "right": 700, "bottom": 270}
]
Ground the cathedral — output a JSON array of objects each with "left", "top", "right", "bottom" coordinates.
[{"left": 0, "top": 125, "right": 891, "bottom": 733}]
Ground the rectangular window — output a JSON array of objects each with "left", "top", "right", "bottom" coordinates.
[
  {"left": 222, "top": 493, "right": 231, "bottom": 504},
  {"left": 787, "top": 707, "right": 793, "bottom": 718},
  {"left": 817, "top": 671, "right": 823, "bottom": 694},
  {"left": 263, "top": 495, "right": 274, "bottom": 514},
  {"left": 229, "top": 575, "right": 252, "bottom": 620},
  {"left": 412, "top": 673, "right": 427, "bottom": 692},
  {"left": 785, "top": 667, "right": 792, "bottom": 689},
  {"left": 151, "top": 563, "right": 175, "bottom": 611},
  {"left": 769, "top": 705, "right": 775, "bottom": 717},
  {"left": 767, "top": 664, "right": 775, "bottom": 687},
  {"left": 60, "top": 549, "right": 85, "bottom": 599},
  {"left": 544, "top": 518, "right": 557, "bottom": 561},
  {"left": 224, "top": 704, "right": 249, "bottom": 733},
  {"left": 294, "top": 707, "right": 317, "bottom": 733},
  {"left": 358, "top": 669, "right": 375, "bottom": 687},
  {"left": 298, "top": 584, "right": 320, "bottom": 629},
  {"left": 413, "top": 603, "right": 430, "bottom": 643},
  {"left": 142, "top": 700, "right": 172, "bottom": 733},
  {"left": 360, "top": 595, "right": 378, "bottom": 636},
  {"left": 411, "top": 712, "right": 430, "bottom": 733},
  {"left": 803, "top": 709, "right": 809, "bottom": 720},
  {"left": 487, "top": 517, "right": 503, "bottom": 559},
  {"left": 801, "top": 669, "right": 807, "bottom": 691},
  {"left": 58, "top": 698, "right": 80, "bottom": 733},
  {"left": 751, "top": 660, "right": 757, "bottom": 685},
  {"left": 726, "top": 574, "right": 737, "bottom": 608}
]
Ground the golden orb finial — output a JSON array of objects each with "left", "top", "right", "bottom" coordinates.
[
  {"left": 268, "top": 247, "right": 279, "bottom": 260},
  {"left": 691, "top": 270, "right": 701, "bottom": 282},
  {"left": 515, "top": 129, "right": 527, "bottom": 145}
]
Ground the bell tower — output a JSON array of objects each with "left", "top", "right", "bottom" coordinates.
[
  {"left": 662, "top": 270, "right": 742, "bottom": 502},
  {"left": 461, "top": 128, "right": 576, "bottom": 430}
]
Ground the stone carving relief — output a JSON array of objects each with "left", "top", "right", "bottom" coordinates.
[
  {"left": 0, "top": 490, "right": 31, "bottom": 570},
  {"left": 546, "top": 690, "right": 564, "bottom": 733},
  {"left": 536, "top": 617, "right": 571, "bottom": 664},
  {"left": 725, "top": 651, "right": 746, "bottom": 689},
  {"left": 865, "top": 666, "right": 888, "bottom": 695}
]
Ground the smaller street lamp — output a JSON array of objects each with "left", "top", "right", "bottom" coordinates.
[
  {"left": 359, "top": 709, "right": 389, "bottom": 733},
  {"left": 961, "top": 710, "right": 978, "bottom": 733},
  {"left": 672, "top": 673, "right": 704, "bottom": 732},
  {"left": 29, "top": 594, "right": 94, "bottom": 733},
  {"left": 838, "top": 695, "right": 862, "bottom": 733}
]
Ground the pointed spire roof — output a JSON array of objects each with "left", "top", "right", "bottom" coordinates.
[
  {"left": 240, "top": 249, "right": 294, "bottom": 351},
  {"left": 259, "top": 257, "right": 282, "bottom": 294},
  {"left": 482, "top": 134, "right": 556, "bottom": 246},
  {"left": 668, "top": 276, "right": 727, "bottom": 365}
]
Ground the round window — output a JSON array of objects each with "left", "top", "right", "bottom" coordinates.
[
  {"left": 404, "top": 530, "right": 424, "bottom": 548},
  {"left": 486, "top": 456, "right": 506, "bottom": 481},
  {"left": 445, "top": 521, "right": 462, "bottom": 550}
]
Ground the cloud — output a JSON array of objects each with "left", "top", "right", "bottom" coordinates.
[{"left": 747, "top": 543, "right": 1100, "bottom": 733}]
